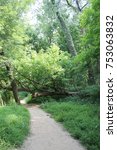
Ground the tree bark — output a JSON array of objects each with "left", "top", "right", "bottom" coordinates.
[
  {"left": 56, "top": 11, "right": 77, "bottom": 56},
  {"left": 4, "top": 61, "right": 20, "bottom": 104},
  {"left": 32, "top": 91, "right": 79, "bottom": 98},
  {"left": 11, "top": 79, "right": 20, "bottom": 104},
  {"left": 87, "top": 65, "right": 95, "bottom": 85}
]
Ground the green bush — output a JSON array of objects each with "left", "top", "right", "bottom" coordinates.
[
  {"left": 14, "top": 44, "right": 69, "bottom": 92},
  {"left": 18, "top": 92, "right": 29, "bottom": 100},
  {"left": 28, "top": 96, "right": 55, "bottom": 104},
  {"left": 0, "top": 90, "right": 14, "bottom": 106},
  {"left": 80, "top": 85, "right": 100, "bottom": 103}
]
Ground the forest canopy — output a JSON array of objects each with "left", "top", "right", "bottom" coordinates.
[{"left": 0, "top": 0, "right": 100, "bottom": 105}]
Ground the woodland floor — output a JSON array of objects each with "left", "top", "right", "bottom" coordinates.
[{"left": 18, "top": 104, "right": 86, "bottom": 150}]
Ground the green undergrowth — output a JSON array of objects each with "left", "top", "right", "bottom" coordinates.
[
  {"left": 41, "top": 101, "right": 100, "bottom": 150},
  {"left": 28, "top": 96, "right": 55, "bottom": 104},
  {"left": 0, "top": 105, "right": 30, "bottom": 150}
]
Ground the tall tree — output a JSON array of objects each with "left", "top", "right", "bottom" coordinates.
[
  {"left": 49, "top": 0, "right": 77, "bottom": 56},
  {"left": 0, "top": 0, "right": 34, "bottom": 104}
]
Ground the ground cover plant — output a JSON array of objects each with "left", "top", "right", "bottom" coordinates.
[
  {"left": 41, "top": 100, "right": 100, "bottom": 150},
  {"left": 0, "top": 105, "right": 30, "bottom": 150}
]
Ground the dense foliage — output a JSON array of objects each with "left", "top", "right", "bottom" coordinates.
[
  {"left": 0, "top": 0, "right": 99, "bottom": 149},
  {"left": 0, "top": 0, "right": 99, "bottom": 104},
  {"left": 65, "top": 0, "right": 100, "bottom": 101},
  {"left": 14, "top": 45, "right": 69, "bottom": 93}
]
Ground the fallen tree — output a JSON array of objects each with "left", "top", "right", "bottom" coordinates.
[{"left": 32, "top": 91, "right": 79, "bottom": 98}]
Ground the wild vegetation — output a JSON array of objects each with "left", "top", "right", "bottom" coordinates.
[
  {"left": 0, "top": 0, "right": 99, "bottom": 150},
  {"left": 0, "top": 105, "right": 30, "bottom": 150},
  {"left": 41, "top": 100, "right": 100, "bottom": 150}
]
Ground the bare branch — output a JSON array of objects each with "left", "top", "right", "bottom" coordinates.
[
  {"left": 66, "top": 0, "right": 77, "bottom": 11},
  {"left": 75, "top": 0, "right": 81, "bottom": 11},
  {"left": 66, "top": 0, "right": 88, "bottom": 12},
  {"left": 76, "top": 0, "right": 89, "bottom": 11},
  {"left": 81, "top": 2, "right": 89, "bottom": 10}
]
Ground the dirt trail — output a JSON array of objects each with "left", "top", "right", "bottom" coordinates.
[{"left": 19, "top": 104, "right": 86, "bottom": 150}]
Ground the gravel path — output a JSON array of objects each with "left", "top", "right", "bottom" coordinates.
[{"left": 19, "top": 105, "right": 86, "bottom": 150}]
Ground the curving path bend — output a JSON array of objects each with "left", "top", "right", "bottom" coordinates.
[{"left": 19, "top": 104, "right": 86, "bottom": 150}]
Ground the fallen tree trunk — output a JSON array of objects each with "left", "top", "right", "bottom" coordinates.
[
  {"left": 1, "top": 85, "right": 80, "bottom": 100},
  {"left": 32, "top": 91, "right": 79, "bottom": 98}
]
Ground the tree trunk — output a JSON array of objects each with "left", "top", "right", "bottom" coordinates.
[
  {"left": 11, "top": 79, "right": 20, "bottom": 104},
  {"left": 32, "top": 91, "right": 79, "bottom": 98},
  {"left": 56, "top": 11, "right": 77, "bottom": 56},
  {"left": 87, "top": 64, "right": 95, "bottom": 85},
  {"left": 4, "top": 61, "right": 20, "bottom": 104}
]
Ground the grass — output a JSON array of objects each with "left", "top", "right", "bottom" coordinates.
[
  {"left": 41, "top": 101, "right": 100, "bottom": 150},
  {"left": 0, "top": 104, "right": 30, "bottom": 150}
]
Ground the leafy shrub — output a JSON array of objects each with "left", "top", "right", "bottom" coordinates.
[
  {"left": 18, "top": 92, "right": 29, "bottom": 99},
  {"left": 0, "top": 90, "right": 14, "bottom": 105},
  {"left": 80, "top": 85, "right": 100, "bottom": 103},
  {"left": 14, "top": 44, "right": 69, "bottom": 92},
  {"left": 28, "top": 96, "right": 55, "bottom": 104}
]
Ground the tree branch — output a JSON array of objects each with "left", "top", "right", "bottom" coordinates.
[
  {"left": 66, "top": 0, "right": 77, "bottom": 11},
  {"left": 66, "top": 0, "right": 88, "bottom": 12},
  {"left": 75, "top": 0, "right": 81, "bottom": 11},
  {"left": 32, "top": 91, "right": 79, "bottom": 98},
  {"left": 81, "top": 2, "right": 88, "bottom": 11},
  {"left": 14, "top": 67, "right": 40, "bottom": 85}
]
